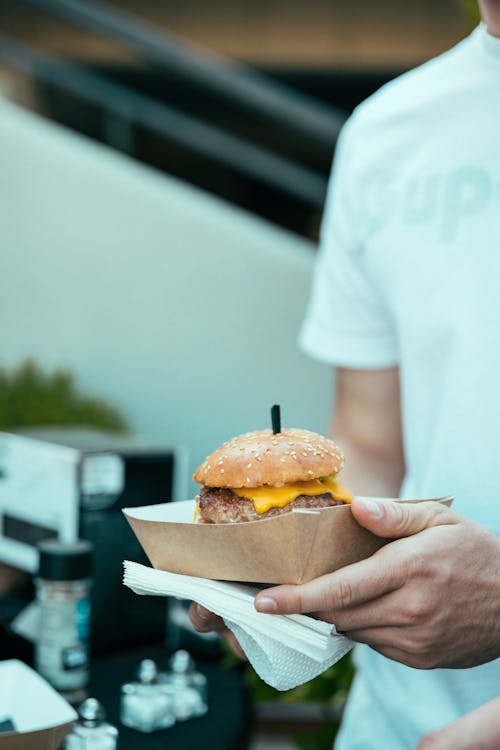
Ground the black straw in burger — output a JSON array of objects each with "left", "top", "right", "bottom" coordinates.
[
  {"left": 271, "top": 404, "right": 281, "bottom": 434},
  {"left": 193, "top": 427, "right": 353, "bottom": 524}
]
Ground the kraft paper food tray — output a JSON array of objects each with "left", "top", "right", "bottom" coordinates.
[
  {"left": 0, "top": 660, "right": 76, "bottom": 750},
  {"left": 124, "top": 496, "right": 453, "bottom": 585}
]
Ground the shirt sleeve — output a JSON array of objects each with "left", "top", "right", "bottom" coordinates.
[{"left": 299, "top": 117, "right": 399, "bottom": 369}]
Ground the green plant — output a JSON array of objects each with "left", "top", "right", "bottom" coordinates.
[
  {"left": 461, "top": 0, "right": 481, "bottom": 27},
  {"left": 245, "top": 653, "right": 354, "bottom": 708},
  {"left": 294, "top": 723, "right": 338, "bottom": 750},
  {"left": 0, "top": 359, "right": 128, "bottom": 432},
  {"left": 252, "top": 654, "right": 354, "bottom": 750},
  {"left": 223, "top": 643, "right": 354, "bottom": 750}
]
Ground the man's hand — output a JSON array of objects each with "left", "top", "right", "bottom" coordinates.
[
  {"left": 417, "top": 696, "right": 500, "bottom": 749},
  {"left": 188, "top": 603, "right": 246, "bottom": 660},
  {"left": 254, "top": 497, "right": 500, "bottom": 669}
]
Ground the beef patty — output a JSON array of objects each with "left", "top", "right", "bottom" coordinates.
[{"left": 198, "top": 486, "right": 344, "bottom": 523}]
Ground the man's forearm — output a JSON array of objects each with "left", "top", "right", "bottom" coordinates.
[
  {"left": 332, "top": 367, "right": 405, "bottom": 498},
  {"left": 417, "top": 696, "right": 500, "bottom": 749},
  {"left": 334, "top": 434, "right": 405, "bottom": 498}
]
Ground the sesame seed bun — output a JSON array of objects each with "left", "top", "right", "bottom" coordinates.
[{"left": 193, "top": 428, "right": 344, "bottom": 489}]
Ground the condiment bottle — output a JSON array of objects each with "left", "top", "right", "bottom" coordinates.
[
  {"left": 35, "top": 539, "right": 92, "bottom": 703},
  {"left": 121, "top": 659, "right": 175, "bottom": 733},
  {"left": 63, "top": 698, "right": 118, "bottom": 750},
  {"left": 159, "top": 650, "right": 208, "bottom": 720}
]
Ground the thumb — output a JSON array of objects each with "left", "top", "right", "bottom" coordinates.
[{"left": 351, "top": 498, "right": 457, "bottom": 539}]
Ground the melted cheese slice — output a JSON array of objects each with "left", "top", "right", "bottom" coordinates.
[
  {"left": 319, "top": 477, "right": 354, "bottom": 504},
  {"left": 233, "top": 476, "right": 353, "bottom": 514}
]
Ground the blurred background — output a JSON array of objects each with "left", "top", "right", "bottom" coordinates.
[{"left": 0, "top": 1, "right": 477, "bottom": 749}]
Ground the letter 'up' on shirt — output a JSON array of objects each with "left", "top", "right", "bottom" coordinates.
[
  {"left": 301, "top": 25, "right": 500, "bottom": 380},
  {"left": 299, "top": 120, "right": 399, "bottom": 369}
]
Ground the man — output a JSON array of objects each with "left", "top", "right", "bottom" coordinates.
[{"left": 191, "top": 1, "right": 500, "bottom": 746}]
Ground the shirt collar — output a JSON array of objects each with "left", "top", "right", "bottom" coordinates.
[{"left": 471, "top": 22, "right": 500, "bottom": 65}]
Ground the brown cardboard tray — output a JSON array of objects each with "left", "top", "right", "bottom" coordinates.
[{"left": 124, "top": 496, "right": 453, "bottom": 585}]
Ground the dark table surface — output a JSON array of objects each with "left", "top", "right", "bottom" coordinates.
[
  {"left": 90, "top": 644, "right": 252, "bottom": 750},
  {"left": 0, "top": 625, "right": 252, "bottom": 750}
]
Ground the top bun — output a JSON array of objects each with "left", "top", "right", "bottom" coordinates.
[{"left": 193, "top": 428, "right": 345, "bottom": 489}]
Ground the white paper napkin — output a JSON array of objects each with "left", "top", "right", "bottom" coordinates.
[{"left": 123, "top": 560, "right": 353, "bottom": 691}]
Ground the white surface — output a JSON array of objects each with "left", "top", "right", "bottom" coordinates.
[
  {"left": 0, "top": 97, "right": 332, "bottom": 498},
  {"left": 81, "top": 454, "right": 125, "bottom": 495},
  {"left": 123, "top": 560, "right": 353, "bottom": 691},
  {"left": 10, "top": 601, "right": 39, "bottom": 643},
  {"left": 0, "top": 432, "right": 79, "bottom": 571},
  {"left": 0, "top": 660, "right": 77, "bottom": 732},
  {"left": 124, "top": 500, "right": 193, "bottom": 523}
]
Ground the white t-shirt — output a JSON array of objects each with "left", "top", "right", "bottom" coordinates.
[{"left": 300, "top": 24, "right": 500, "bottom": 749}]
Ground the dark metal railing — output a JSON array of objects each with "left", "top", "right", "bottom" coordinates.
[
  {"left": 19, "top": 0, "right": 346, "bottom": 159},
  {"left": 0, "top": 34, "right": 330, "bottom": 206}
]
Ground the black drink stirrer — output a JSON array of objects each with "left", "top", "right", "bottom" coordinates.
[{"left": 271, "top": 404, "right": 281, "bottom": 434}]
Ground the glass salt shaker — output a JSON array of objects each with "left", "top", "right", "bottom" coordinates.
[
  {"left": 63, "top": 698, "right": 118, "bottom": 750},
  {"left": 159, "top": 650, "right": 208, "bottom": 720},
  {"left": 120, "top": 659, "right": 175, "bottom": 733}
]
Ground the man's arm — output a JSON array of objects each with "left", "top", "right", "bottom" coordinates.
[
  {"left": 417, "top": 696, "right": 500, "bottom": 750},
  {"left": 256, "top": 497, "right": 500, "bottom": 669},
  {"left": 332, "top": 366, "right": 405, "bottom": 497}
]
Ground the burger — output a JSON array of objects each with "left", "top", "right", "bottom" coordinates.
[{"left": 193, "top": 428, "right": 353, "bottom": 524}]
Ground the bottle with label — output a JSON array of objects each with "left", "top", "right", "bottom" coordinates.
[
  {"left": 120, "top": 659, "right": 175, "bottom": 733},
  {"left": 63, "top": 698, "right": 118, "bottom": 750},
  {"left": 35, "top": 539, "right": 92, "bottom": 704},
  {"left": 159, "top": 650, "right": 208, "bottom": 720}
]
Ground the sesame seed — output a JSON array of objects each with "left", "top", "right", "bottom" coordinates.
[
  {"left": 220, "top": 469, "right": 225, "bottom": 474},
  {"left": 302, "top": 452, "right": 308, "bottom": 457},
  {"left": 307, "top": 470, "right": 314, "bottom": 475},
  {"left": 247, "top": 463, "right": 252, "bottom": 468},
  {"left": 246, "top": 476, "right": 251, "bottom": 482},
  {"left": 279, "top": 457, "right": 286, "bottom": 462}
]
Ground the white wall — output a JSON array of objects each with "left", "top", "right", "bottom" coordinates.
[{"left": 0, "top": 97, "right": 332, "bottom": 496}]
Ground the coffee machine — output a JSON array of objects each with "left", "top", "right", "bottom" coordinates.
[{"left": 0, "top": 427, "right": 187, "bottom": 653}]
